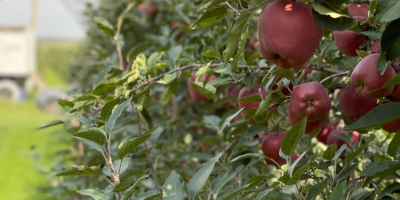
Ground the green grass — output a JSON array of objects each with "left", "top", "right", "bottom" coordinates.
[
  {"left": 0, "top": 41, "right": 81, "bottom": 200},
  {"left": 0, "top": 100, "right": 68, "bottom": 200}
]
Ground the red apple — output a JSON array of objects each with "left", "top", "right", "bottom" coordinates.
[
  {"left": 350, "top": 53, "right": 395, "bottom": 98},
  {"left": 238, "top": 85, "right": 275, "bottom": 123},
  {"left": 289, "top": 81, "right": 331, "bottom": 122},
  {"left": 389, "top": 84, "right": 400, "bottom": 101},
  {"left": 382, "top": 118, "right": 400, "bottom": 133},
  {"left": 347, "top": 3, "right": 369, "bottom": 18},
  {"left": 258, "top": 0, "right": 323, "bottom": 69},
  {"left": 221, "top": 85, "right": 239, "bottom": 108},
  {"left": 326, "top": 129, "right": 360, "bottom": 149},
  {"left": 262, "top": 132, "right": 287, "bottom": 166},
  {"left": 317, "top": 121, "right": 335, "bottom": 143},
  {"left": 187, "top": 72, "right": 217, "bottom": 102},
  {"left": 138, "top": 3, "right": 158, "bottom": 19},
  {"left": 288, "top": 108, "right": 329, "bottom": 133},
  {"left": 370, "top": 41, "right": 381, "bottom": 53},
  {"left": 271, "top": 77, "right": 294, "bottom": 95},
  {"left": 333, "top": 16, "right": 368, "bottom": 57},
  {"left": 338, "top": 86, "right": 377, "bottom": 122}
]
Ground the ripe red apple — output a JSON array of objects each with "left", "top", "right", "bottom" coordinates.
[
  {"left": 187, "top": 72, "right": 217, "bottom": 102},
  {"left": 338, "top": 86, "right": 377, "bottom": 122},
  {"left": 326, "top": 129, "right": 360, "bottom": 149},
  {"left": 317, "top": 121, "right": 335, "bottom": 143},
  {"left": 350, "top": 53, "right": 395, "bottom": 98},
  {"left": 289, "top": 81, "right": 331, "bottom": 122},
  {"left": 221, "top": 85, "right": 239, "bottom": 108},
  {"left": 382, "top": 118, "right": 400, "bottom": 133},
  {"left": 288, "top": 108, "right": 329, "bottom": 133},
  {"left": 370, "top": 41, "right": 381, "bottom": 53},
  {"left": 389, "top": 84, "right": 400, "bottom": 101},
  {"left": 347, "top": 3, "right": 369, "bottom": 18},
  {"left": 238, "top": 85, "right": 275, "bottom": 123},
  {"left": 258, "top": 0, "right": 323, "bottom": 69},
  {"left": 262, "top": 132, "right": 287, "bottom": 166},
  {"left": 138, "top": 3, "right": 158, "bottom": 19},
  {"left": 333, "top": 16, "right": 368, "bottom": 57}
]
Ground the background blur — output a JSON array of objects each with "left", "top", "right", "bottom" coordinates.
[{"left": 0, "top": 0, "right": 95, "bottom": 199}]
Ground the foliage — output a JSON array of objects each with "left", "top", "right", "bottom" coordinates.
[{"left": 40, "top": 0, "right": 400, "bottom": 199}]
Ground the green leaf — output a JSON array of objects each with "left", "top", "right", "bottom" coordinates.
[
  {"left": 255, "top": 93, "right": 285, "bottom": 119},
  {"left": 202, "top": 48, "right": 221, "bottom": 59},
  {"left": 230, "top": 153, "right": 265, "bottom": 163},
  {"left": 378, "top": 182, "right": 400, "bottom": 198},
  {"left": 388, "top": 132, "right": 400, "bottom": 157},
  {"left": 117, "top": 133, "right": 152, "bottom": 159},
  {"left": 287, "top": 161, "right": 310, "bottom": 185},
  {"left": 238, "top": 94, "right": 261, "bottom": 102},
  {"left": 332, "top": 144, "right": 347, "bottom": 161},
  {"left": 222, "top": 10, "right": 253, "bottom": 62},
  {"left": 192, "top": 82, "right": 216, "bottom": 99},
  {"left": 94, "top": 17, "right": 115, "bottom": 36},
  {"left": 92, "top": 83, "right": 118, "bottom": 95},
  {"left": 306, "top": 180, "right": 328, "bottom": 200},
  {"left": 36, "top": 120, "right": 64, "bottom": 130},
  {"left": 323, "top": 144, "right": 337, "bottom": 160},
  {"left": 215, "top": 184, "right": 249, "bottom": 200},
  {"left": 201, "top": 0, "right": 227, "bottom": 10},
  {"left": 127, "top": 42, "right": 152, "bottom": 63},
  {"left": 105, "top": 96, "right": 132, "bottom": 134},
  {"left": 382, "top": 73, "right": 400, "bottom": 88},
  {"left": 78, "top": 189, "right": 113, "bottom": 200},
  {"left": 168, "top": 45, "right": 182, "bottom": 68},
  {"left": 202, "top": 115, "right": 221, "bottom": 131},
  {"left": 254, "top": 188, "right": 273, "bottom": 200},
  {"left": 375, "top": 0, "right": 400, "bottom": 22},
  {"left": 360, "top": 161, "right": 399, "bottom": 177},
  {"left": 210, "top": 172, "right": 238, "bottom": 197},
  {"left": 157, "top": 72, "right": 177, "bottom": 85},
  {"left": 192, "top": 7, "right": 227, "bottom": 29},
  {"left": 121, "top": 175, "right": 149, "bottom": 200},
  {"left": 312, "top": 9, "right": 357, "bottom": 31},
  {"left": 162, "top": 171, "right": 185, "bottom": 200},
  {"left": 377, "top": 53, "right": 389, "bottom": 75},
  {"left": 104, "top": 158, "right": 132, "bottom": 178},
  {"left": 101, "top": 98, "right": 121, "bottom": 121},
  {"left": 311, "top": 3, "right": 346, "bottom": 18},
  {"left": 281, "top": 117, "right": 306, "bottom": 156},
  {"left": 58, "top": 100, "right": 74, "bottom": 109},
  {"left": 327, "top": 181, "right": 347, "bottom": 200},
  {"left": 231, "top": 26, "right": 248, "bottom": 72},
  {"left": 132, "top": 189, "right": 162, "bottom": 200},
  {"left": 361, "top": 31, "right": 383, "bottom": 41},
  {"left": 207, "top": 77, "right": 232, "bottom": 86},
  {"left": 186, "top": 152, "right": 223, "bottom": 200},
  {"left": 73, "top": 129, "right": 106, "bottom": 146},
  {"left": 346, "top": 102, "right": 400, "bottom": 130},
  {"left": 73, "top": 116, "right": 94, "bottom": 127},
  {"left": 345, "top": 141, "right": 371, "bottom": 165},
  {"left": 288, "top": 151, "right": 308, "bottom": 176},
  {"left": 220, "top": 108, "right": 245, "bottom": 131},
  {"left": 93, "top": 65, "right": 113, "bottom": 90},
  {"left": 381, "top": 18, "right": 400, "bottom": 61},
  {"left": 274, "top": 68, "right": 295, "bottom": 82},
  {"left": 349, "top": 188, "right": 374, "bottom": 200},
  {"left": 56, "top": 166, "right": 103, "bottom": 176},
  {"left": 336, "top": 163, "right": 358, "bottom": 183},
  {"left": 78, "top": 138, "right": 104, "bottom": 153}
]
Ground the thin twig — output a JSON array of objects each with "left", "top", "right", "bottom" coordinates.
[{"left": 320, "top": 72, "right": 348, "bottom": 84}]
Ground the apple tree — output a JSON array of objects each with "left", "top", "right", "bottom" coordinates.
[{"left": 39, "top": 0, "right": 400, "bottom": 199}]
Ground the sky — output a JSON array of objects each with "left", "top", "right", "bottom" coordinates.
[{"left": 0, "top": 0, "right": 98, "bottom": 40}]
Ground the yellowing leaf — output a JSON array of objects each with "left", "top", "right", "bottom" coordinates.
[{"left": 134, "top": 54, "right": 147, "bottom": 71}]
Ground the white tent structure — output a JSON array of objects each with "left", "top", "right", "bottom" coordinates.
[{"left": 0, "top": 0, "right": 96, "bottom": 41}]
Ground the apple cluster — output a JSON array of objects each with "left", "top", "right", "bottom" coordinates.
[{"left": 186, "top": 0, "right": 400, "bottom": 167}]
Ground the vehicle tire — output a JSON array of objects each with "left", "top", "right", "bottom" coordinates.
[
  {"left": 0, "top": 79, "right": 21, "bottom": 101},
  {"left": 36, "top": 88, "right": 68, "bottom": 114}
]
